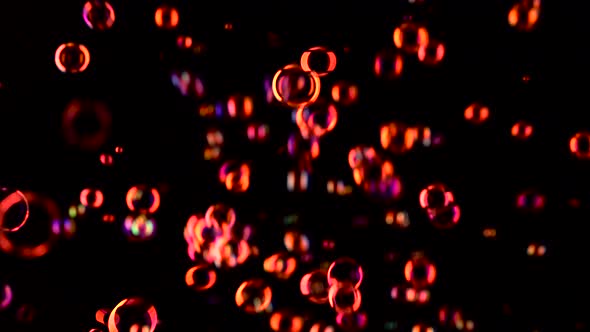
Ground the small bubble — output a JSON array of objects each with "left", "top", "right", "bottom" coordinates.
[
  {"left": 82, "top": 0, "right": 115, "bottom": 31},
  {"left": 300, "top": 269, "right": 330, "bottom": 304},
  {"left": 570, "top": 132, "right": 590, "bottom": 159},
  {"left": 328, "top": 283, "right": 362, "bottom": 314},
  {"left": 404, "top": 253, "right": 436, "bottom": 289},
  {"left": 235, "top": 279, "right": 272, "bottom": 314},
  {"left": 301, "top": 46, "right": 337, "bottom": 77},
  {"left": 155, "top": 5, "right": 179, "bottom": 29},
  {"left": 508, "top": 0, "right": 541, "bottom": 32},
  {"left": 393, "top": 20, "right": 429, "bottom": 54},
  {"left": 327, "top": 257, "right": 363, "bottom": 288},
  {"left": 55, "top": 43, "right": 90, "bottom": 73},
  {"left": 272, "top": 64, "right": 321, "bottom": 108},
  {"left": 464, "top": 102, "right": 490, "bottom": 124},
  {"left": 185, "top": 264, "right": 217, "bottom": 291},
  {"left": 374, "top": 49, "right": 404, "bottom": 80},
  {"left": 511, "top": 121, "right": 533, "bottom": 139},
  {"left": 0, "top": 188, "right": 29, "bottom": 232}
]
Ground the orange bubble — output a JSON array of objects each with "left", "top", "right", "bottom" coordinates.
[
  {"left": 287, "top": 168, "right": 310, "bottom": 192},
  {"left": 272, "top": 64, "right": 321, "bottom": 108},
  {"left": 107, "top": 297, "right": 157, "bottom": 332},
  {"left": 508, "top": 0, "right": 541, "bottom": 32},
  {"left": 331, "top": 81, "right": 359, "bottom": 106},
  {"left": 417, "top": 40, "right": 445, "bottom": 66},
  {"left": 570, "top": 132, "right": 590, "bottom": 159},
  {"left": 511, "top": 121, "right": 533, "bottom": 139},
  {"left": 219, "top": 161, "right": 250, "bottom": 193},
  {"left": 100, "top": 153, "right": 113, "bottom": 165},
  {"left": 328, "top": 283, "right": 362, "bottom": 314},
  {"left": 404, "top": 253, "right": 436, "bottom": 289},
  {"left": 185, "top": 264, "right": 217, "bottom": 291},
  {"left": 327, "top": 257, "right": 363, "bottom": 288},
  {"left": 125, "top": 186, "right": 161, "bottom": 214},
  {"left": 227, "top": 94, "right": 254, "bottom": 119},
  {"left": 83, "top": 0, "right": 115, "bottom": 31},
  {"left": 380, "top": 122, "right": 421, "bottom": 154},
  {"left": 80, "top": 188, "right": 104, "bottom": 208},
  {"left": 269, "top": 309, "right": 304, "bottom": 332},
  {"left": 374, "top": 49, "right": 404, "bottom": 79},
  {"left": 419, "top": 183, "right": 454, "bottom": 210},
  {"left": 295, "top": 99, "right": 338, "bottom": 138},
  {"left": 412, "top": 323, "right": 435, "bottom": 332},
  {"left": 300, "top": 269, "right": 330, "bottom": 304},
  {"left": 393, "top": 21, "right": 429, "bottom": 54},
  {"left": 264, "top": 252, "right": 297, "bottom": 279},
  {"left": 427, "top": 203, "right": 460, "bottom": 229},
  {"left": 235, "top": 279, "right": 272, "bottom": 314},
  {"left": 301, "top": 46, "right": 337, "bottom": 77},
  {"left": 155, "top": 5, "right": 179, "bottom": 29},
  {"left": 283, "top": 230, "right": 310, "bottom": 254},
  {"left": 246, "top": 123, "right": 269, "bottom": 142},
  {"left": 0, "top": 188, "right": 29, "bottom": 232},
  {"left": 464, "top": 102, "right": 489, "bottom": 124},
  {"left": 55, "top": 43, "right": 90, "bottom": 73}
]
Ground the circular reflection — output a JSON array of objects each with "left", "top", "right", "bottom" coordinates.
[
  {"left": 300, "top": 269, "right": 330, "bottom": 304},
  {"left": 154, "top": 5, "right": 179, "bottom": 29},
  {"left": 508, "top": 0, "right": 541, "bottom": 32},
  {"left": 404, "top": 253, "right": 436, "bottom": 289},
  {"left": 418, "top": 39, "right": 445, "bottom": 66},
  {"left": 570, "top": 132, "right": 590, "bottom": 159},
  {"left": 0, "top": 188, "right": 29, "bottom": 232},
  {"left": 62, "top": 98, "right": 112, "bottom": 151},
  {"left": 0, "top": 284, "right": 12, "bottom": 310},
  {"left": 295, "top": 99, "right": 338, "bottom": 138},
  {"left": 82, "top": 0, "right": 115, "bottom": 30},
  {"left": 419, "top": 183, "right": 454, "bottom": 210},
  {"left": 331, "top": 81, "right": 359, "bottom": 106},
  {"left": 301, "top": 46, "right": 337, "bottom": 77},
  {"left": 125, "top": 185, "right": 161, "bottom": 214},
  {"left": 511, "top": 121, "right": 533, "bottom": 139},
  {"left": 374, "top": 49, "right": 403, "bottom": 79},
  {"left": 264, "top": 252, "right": 297, "bottom": 279},
  {"left": 336, "top": 311, "right": 368, "bottom": 331},
  {"left": 272, "top": 64, "right": 321, "bottom": 108},
  {"left": 464, "top": 102, "right": 489, "bottom": 124},
  {"left": 328, "top": 283, "right": 362, "bottom": 314},
  {"left": 107, "top": 297, "right": 158, "bottom": 332},
  {"left": 269, "top": 309, "right": 304, "bottom": 332},
  {"left": 327, "top": 257, "right": 363, "bottom": 288},
  {"left": 55, "top": 43, "right": 90, "bottom": 73},
  {"left": 80, "top": 188, "right": 104, "bottom": 208},
  {"left": 235, "top": 279, "right": 272, "bottom": 314},
  {"left": 185, "top": 264, "right": 217, "bottom": 291},
  {"left": 393, "top": 21, "right": 429, "bottom": 54},
  {"left": 123, "top": 214, "right": 156, "bottom": 241}
]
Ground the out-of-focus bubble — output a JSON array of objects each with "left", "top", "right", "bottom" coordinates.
[
  {"left": 287, "top": 132, "right": 320, "bottom": 160},
  {"left": 295, "top": 98, "right": 338, "bottom": 138},
  {"left": 51, "top": 218, "right": 77, "bottom": 239},
  {"left": 336, "top": 311, "right": 368, "bottom": 331},
  {"left": 417, "top": 39, "right": 445, "bottom": 66},
  {"left": 0, "top": 284, "right": 12, "bottom": 310},
  {"left": 570, "top": 132, "right": 590, "bottom": 159},
  {"left": 348, "top": 146, "right": 377, "bottom": 169},
  {"left": 331, "top": 81, "right": 359, "bottom": 106},
  {"left": 235, "top": 279, "right": 272, "bottom": 314},
  {"left": 327, "top": 257, "right": 363, "bottom": 288},
  {"left": 55, "top": 42, "right": 90, "bottom": 73},
  {"left": 107, "top": 297, "right": 158, "bottom": 332},
  {"left": 411, "top": 323, "right": 435, "bottom": 332},
  {"left": 205, "top": 204, "right": 236, "bottom": 230},
  {"left": 287, "top": 168, "right": 310, "bottom": 192},
  {"left": 284, "top": 230, "right": 310, "bottom": 254},
  {"left": 380, "top": 122, "right": 424, "bottom": 154},
  {"left": 123, "top": 214, "right": 156, "bottom": 241},
  {"left": 264, "top": 252, "right": 297, "bottom": 279},
  {"left": 0, "top": 191, "right": 60, "bottom": 259},
  {"left": 374, "top": 49, "right": 403, "bottom": 79},
  {"left": 247, "top": 123, "right": 269, "bottom": 142},
  {"left": 207, "top": 237, "right": 250, "bottom": 268},
  {"left": 419, "top": 183, "right": 454, "bottom": 210},
  {"left": 516, "top": 190, "right": 545, "bottom": 212},
  {"left": 300, "top": 269, "right": 330, "bottom": 304},
  {"left": 272, "top": 64, "right": 321, "bottom": 108},
  {"left": 82, "top": 0, "right": 115, "bottom": 30},
  {"left": 16, "top": 304, "right": 35, "bottom": 323},
  {"left": 89, "top": 329, "right": 103, "bottom": 332},
  {"left": 301, "top": 46, "right": 337, "bottom": 77},
  {"left": 219, "top": 161, "right": 251, "bottom": 193},
  {"left": 80, "top": 188, "right": 104, "bottom": 208},
  {"left": 310, "top": 322, "right": 336, "bottom": 332},
  {"left": 526, "top": 243, "right": 547, "bottom": 256},
  {"left": 103, "top": 214, "right": 115, "bottom": 223},
  {"left": 328, "top": 283, "right": 362, "bottom": 314},
  {"left": 393, "top": 20, "right": 429, "bottom": 54},
  {"left": 427, "top": 203, "right": 460, "bottom": 229},
  {"left": 482, "top": 227, "right": 497, "bottom": 239},
  {"left": 226, "top": 94, "right": 255, "bottom": 119},
  {"left": 126, "top": 185, "right": 161, "bottom": 214},
  {"left": 404, "top": 253, "right": 436, "bottom": 289},
  {"left": 68, "top": 203, "right": 86, "bottom": 219},
  {"left": 390, "top": 284, "right": 430, "bottom": 304},
  {"left": 62, "top": 98, "right": 112, "bottom": 151},
  {"left": 100, "top": 153, "right": 114, "bottom": 165},
  {"left": 269, "top": 309, "right": 305, "bottom": 332},
  {"left": 155, "top": 5, "right": 179, "bottom": 29},
  {"left": 0, "top": 188, "right": 29, "bottom": 232},
  {"left": 439, "top": 307, "right": 475, "bottom": 331},
  {"left": 176, "top": 35, "right": 193, "bottom": 49},
  {"left": 185, "top": 264, "right": 217, "bottom": 291},
  {"left": 511, "top": 121, "right": 533, "bottom": 139},
  {"left": 464, "top": 102, "right": 490, "bottom": 124},
  {"left": 171, "top": 70, "right": 205, "bottom": 98},
  {"left": 206, "top": 128, "right": 224, "bottom": 147},
  {"left": 385, "top": 210, "right": 410, "bottom": 229},
  {"left": 326, "top": 179, "right": 353, "bottom": 196},
  {"left": 508, "top": 0, "right": 541, "bottom": 32}
]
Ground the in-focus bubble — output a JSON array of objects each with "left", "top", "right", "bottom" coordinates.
[
  {"left": 62, "top": 98, "right": 112, "bottom": 151},
  {"left": 83, "top": 0, "right": 115, "bottom": 30},
  {"left": 300, "top": 269, "right": 330, "bottom": 304},
  {"left": 464, "top": 102, "right": 489, "bottom": 124},
  {"left": 331, "top": 81, "right": 359, "bottom": 106},
  {"left": 508, "top": 0, "right": 541, "bottom": 32},
  {"left": 264, "top": 252, "right": 297, "bottom": 279},
  {"left": 55, "top": 43, "right": 90, "bottom": 73},
  {"left": 185, "top": 264, "right": 217, "bottom": 291},
  {"left": 427, "top": 203, "right": 460, "bottom": 229},
  {"left": 327, "top": 257, "right": 363, "bottom": 288},
  {"left": 272, "top": 64, "right": 321, "bottom": 108},
  {"left": 419, "top": 183, "right": 454, "bottom": 210},
  {"left": 235, "top": 279, "right": 272, "bottom": 314},
  {"left": 404, "top": 253, "right": 436, "bottom": 289},
  {"left": 0, "top": 188, "right": 29, "bottom": 232},
  {"left": 155, "top": 5, "right": 179, "bottom": 29},
  {"left": 301, "top": 46, "right": 337, "bottom": 77},
  {"left": 374, "top": 49, "right": 403, "bottom": 79},
  {"left": 269, "top": 309, "right": 305, "bottom": 332},
  {"left": 107, "top": 297, "right": 158, "bottom": 332},
  {"left": 393, "top": 20, "right": 429, "bottom": 54},
  {"left": 417, "top": 39, "right": 445, "bottom": 65},
  {"left": 0, "top": 284, "right": 12, "bottom": 310},
  {"left": 570, "top": 132, "right": 590, "bottom": 159},
  {"left": 336, "top": 311, "right": 368, "bottom": 331},
  {"left": 123, "top": 214, "right": 156, "bottom": 241},
  {"left": 80, "top": 188, "right": 104, "bottom": 208},
  {"left": 295, "top": 98, "right": 338, "bottom": 138},
  {"left": 328, "top": 283, "right": 362, "bottom": 314},
  {"left": 126, "top": 185, "right": 161, "bottom": 214},
  {"left": 511, "top": 121, "right": 533, "bottom": 139}
]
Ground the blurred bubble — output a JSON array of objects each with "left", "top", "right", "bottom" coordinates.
[
  {"left": 269, "top": 309, "right": 305, "bottom": 332},
  {"left": 235, "top": 279, "right": 272, "bottom": 314},
  {"left": 219, "top": 161, "right": 251, "bottom": 193},
  {"left": 404, "top": 253, "right": 436, "bottom": 289},
  {"left": 283, "top": 230, "right": 310, "bottom": 254},
  {"left": 464, "top": 102, "right": 490, "bottom": 124},
  {"left": 336, "top": 311, "right": 368, "bottom": 331},
  {"left": 508, "top": 0, "right": 541, "bottom": 32},
  {"left": 385, "top": 210, "right": 410, "bottom": 229},
  {"left": 570, "top": 132, "right": 590, "bottom": 159},
  {"left": 328, "top": 257, "right": 363, "bottom": 288},
  {"left": 185, "top": 264, "right": 217, "bottom": 291},
  {"left": 80, "top": 188, "right": 104, "bottom": 208},
  {"left": 287, "top": 132, "right": 320, "bottom": 160},
  {"left": 482, "top": 227, "right": 497, "bottom": 239},
  {"left": 301, "top": 46, "right": 337, "bottom": 77},
  {"left": 123, "top": 214, "right": 156, "bottom": 241},
  {"left": 411, "top": 323, "right": 435, "bottom": 332},
  {"left": 326, "top": 179, "right": 353, "bottom": 196},
  {"left": 0, "top": 284, "right": 12, "bottom": 310},
  {"left": 62, "top": 98, "right": 112, "bottom": 151},
  {"left": 328, "top": 283, "right": 362, "bottom": 314},
  {"left": 516, "top": 190, "right": 545, "bottom": 212},
  {"left": 0, "top": 187, "right": 29, "bottom": 232},
  {"left": 126, "top": 185, "right": 161, "bottom": 214},
  {"left": 374, "top": 49, "right": 404, "bottom": 79},
  {"left": 272, "top": 64, "right": 321, "bottom": 107},
  {"left": 227, "top": 94, "right": 255, "bottom": 119},
  {"left": 100, "top": 153, "right": 114, "bottom": 166},
  {"left": 393, "top": 20, "right": 429, "bottom": 54},
  {"left": 51, "top": 218, "right": 77, "bottom": 239},
  {"left": 171, "top": 70, "right": 205, "bottom": 98},
  {"left": 205, "top": 204, "right": 236, "bottom": 230},
  {"left": 310, "top": 322, "right": 336, "bottom": 332},
  {"left": 287, "top": 168, "right": 310, "bottom": 192},
  {"left": 16, "top": 304, "right": 36, "bottom": 323},
  {"left": 247, "top": 123, "right": 269, "bottom": 142},
  {"left": 0, "top": 191, "right": 60, "bottom": 259},
  {"left": 82, "top": 0, "right": 115, "bottom": 30},
  {"left": 55, "top": 42, "right": 90, "bottom": 73},
  {"left": 417, "top": 39, "right": 445, "bottom": 65},
  {"left": 511, "top": 121, "right": 533, "bottom": 139},
  {"left": 380, "top": 122, "right": 424, "bottom": 154},
  {"left": 155, "top": 5, "right": 179, "bottom": 29},
  {"left": 390, "top": 284, "right": 430, "bottom": 304},
  {"left": 300, "top": 269, "right": 330, "bottom": 304},
  {"left": 295, "top": 98, "right": 338, "bottom": 138},
  {"left": 331, "top": 81, "right": 359, "bottom": 106},
  {"left": 264, "top": 252, "right": 297, "bottom": 279},
  {"left": 348, "top": 145, "right": 377, "bottom": 169},
  {"left": 419, "top": 183, "right": 454, "bottom": 210},
  {"left": 427, "top": 203, "right": 460, "bottom": 229},
  {"left": 526, "top": 242, "right": 546, "bottom": 256},
  {"left": 107, "top": 297, "right": 158, "bottom": 332}
]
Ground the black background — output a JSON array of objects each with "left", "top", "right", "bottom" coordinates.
[{"left": 1, "top": 0, "right": 590, "bottom": 331}]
